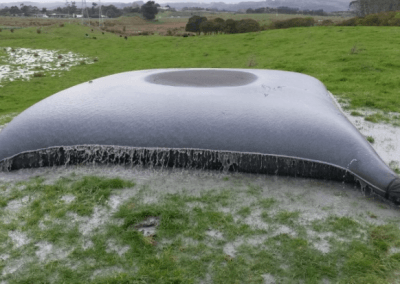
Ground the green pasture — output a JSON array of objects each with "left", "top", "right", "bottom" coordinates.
[{"left": 0, "top": 23, "right": 399, "bottom": 122}]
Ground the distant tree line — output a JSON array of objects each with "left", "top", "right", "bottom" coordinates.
[
  {"left": 0, "top": 4, "right": 42, "bottom": 16},
  {"left": 338, "top": 9, "right": 400, "bottom": 26},
  {"left": 0, "top": 1, "right": 162, "bottom": 20},
  {"left": 246, "top": 6, "right": 326, "bottom": 16},
  {"left": 182, "top": 7, "right": 206, "bottom": 11},
  {"left": 350, "top": 0, "right": 400, "bottom": 17},
  {"left": 185, "top": 16, "right": 261, "bottom": 35}
]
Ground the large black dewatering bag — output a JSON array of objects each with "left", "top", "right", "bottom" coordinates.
[{"left": 0, "top": 69, "right": 399, "bottom": 202}]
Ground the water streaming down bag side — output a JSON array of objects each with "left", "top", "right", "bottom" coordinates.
[{"left": 0, "top": 145, "right": 386, "bottom": 198}]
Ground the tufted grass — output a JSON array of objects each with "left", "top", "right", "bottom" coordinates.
[{"left": 0, "top": 173, "right": 400, "bottom": 283}]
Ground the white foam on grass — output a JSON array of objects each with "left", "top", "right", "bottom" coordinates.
[
  {"left": 348, "top": 113, "right": 400, "bottom": 169},
  {"left": 3, "top": 196, "right": 34, "bottom": 224},
  {"left": 223, "top": 235, "right": 268, "bottom": 258},
  {"left": 389, "top": 247, "right": 400, "bottom": 255},
  {"left": 243, "top": 209, "right": 269, "bottom": 230},
  {"left": 60, "top": 194, "right": 75, "bottom": 204},
  {"left": 0, "top": 166, "right": 399, "bottom": 282},
  {"left": 262, "top": 273, "right": 276, "bottom": 284},
  {"left": 35, "top": 241, "right": 71, "bottom": 262},
  {"left": 82, "top": 239, "right": 94, "bottom": 250},
  {"left": 186, "top": 201, "right": 206, "bottom": 209},
  {"left": 270, "top": 225, "right": 297, "bottom": 237},
  {"left": 330, "top": 92, "right": 400, "bottom": 169},
  {"left": 8, "top": 231, "right": 30, "bottom": 248},
  {"left": 106, "top": 239, "right": 130, "bottom": 257},
  {"left": 2, "top": 258, "right": 29, "bottom": 276},
  {"left": 0, "top": 47, "right": 93, "bottom": 87},
  {"left": 5, "top": 196, "right": 31, "bottom": 213},
  {"left": 71, "top": 206, "right": 113, "bottom": 236},
  {"left": 205, "top": 230, "right": 224, "bottom": 240},
  {"left": 91, "top": 266, "right": 125, "bottom": 281}
]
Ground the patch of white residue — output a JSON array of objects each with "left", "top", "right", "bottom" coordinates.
[
  {"left": 8, "top": 231, "right": 30, "bottom": 248},
  {"left": 0, "top": 47, "right": 93, "bottom": 86},
  {"left": 223, "top": 242, "right": 237, "bottom": 257},
  {"left": 106, "top": 239, "right": 130, "bottom": 257},
  {"left": 3, "top": 196, "right": 33, "bottom": 224},
  {"left": 330, "top": 92, "right": 400, "bottom": 168},
  {"left": 61, "top": 190, "right": 136, "bottom": 237},
  {"left": 2, "top": 258, "right": 29, "bottom": 276},
  {"left": 107, "top": 189, "right": 137, "bottom": 213},
  {"left": 389, "top": 247, "right": 400, "bottom": 255},
  {"left": 199, "top": 272, "right": 213, "bottom": 284},
  {"left": 348, "top": 114, "right": 400, "bottom": 167},
  {"left": 298, "top": 210, "right": 328, "bottom": 225},
  {"left": 218, "top": 207, "right": 232, "bottom": 214},
  {"left": 38, "top": 214, "right": 58, "bottom": 230},
  {"left": 82, "top": 239, "right": 94, "bottom": 250},
  {"left": 243, "top": 209, "right": 269, "bottom": 230},
  {"left": 182, "top": 237, "right": 200, "bottom": 247},
  {"left": 223, "top": 235, "right": 268, "bottom": 258},
  {"left": 66, "top": 205, "right": 124, "bottom": 237},
  {"left": 60, "top": 194, "right": 75, "bottom": 204},
  {"left": 262, "top": 273, "right": 276, "bottom": 284},
  {"left": 205, "top": 230, "right": 224, "bottom": 240},
  {"left": 0, "top": 254, "right": 10, "bottom": 261},
  {"left": 5, "top": 196, "right": 31, "bottom": 213},
  {"left": 186, "top": 201, "right": 206, "bottom": 209},
  {"left": 270, "top": 225, "right": 297, "bottom": 238},
  {"left": 72, "top": 206, "right": 111, "bottom": 236},
  {"left": 312, "top": 239, "right": 331, "bottom": 254},
  {"left": 91, "top": 266, "right": 125, "bottom": 281},
  {"left": 35, "top": 241, "right": 71, "bottom": 262},
  {"left": 142, "top": 195, "right": 159, "bottom": 204}
]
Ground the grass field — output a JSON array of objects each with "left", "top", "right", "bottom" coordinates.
[
  {"left": 1, "top": 20, "right": 400, "bottom": 283},
  {"left": 157, "top": 11, "right": 348, "bottom": 26},
  {"left": 0, "top": 166, "right": 400, "bottom": 284}
]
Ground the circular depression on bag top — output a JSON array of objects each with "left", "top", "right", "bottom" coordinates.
[{"left": 145, "top": 70, "right": 258, "bottom": 87}]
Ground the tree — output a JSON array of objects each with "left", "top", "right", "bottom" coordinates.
[
  {"left": 185, "top": 15, "right": 208, "bottom": 34},
  {"left": 213, "top": 18, "right": 224, "bottom": 33},
  {"left": 0, "top": 6, "right": 10, "bottom": 16},
  {"left": 70, "top": 1, "right": 77, "bottom": 14},
  {"left": 9, "top": 6, "right": 21, "bottom": 15},
  {"left": 20, "top": 4, "right": 31, "bottom": 16},
  {"left": 235, "top": 19, "right": 260, "bottom": 33},
  {"left": 31, "top": 6, "right": 39, "bottom": 15},
  {"left": 223, "top": 19, "right": 237, "bottom": 34},
  {"left": 351, "top": 0, "right": 400, "bottom": 16},
  {"left": 141, "top": 1, "right": 158, "bottom": 20},
  {"left": 103, "top": 5, "right": 122, "bottom": 18},
  {"left": 131, "top": 5, "right": 140, "bottom": 13},
  {"left": 91, "top": 2, "right": 97, "bottom": 15},
  {"left": 199, "top": 21, "right": 215, "bottom": 34}
]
